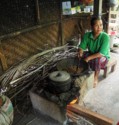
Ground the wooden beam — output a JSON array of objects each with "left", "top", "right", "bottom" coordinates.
[{"left": 67, "top": 104, "right": 114, "bottom": 125}]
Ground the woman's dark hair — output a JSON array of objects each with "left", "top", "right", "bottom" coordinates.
[{"left": 91, "top": 16, "right": 102, "bottom": 27}]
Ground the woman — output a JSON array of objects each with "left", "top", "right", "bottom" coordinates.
[{"left": 78, "top": 16, "right": 110, "bottom": 87}]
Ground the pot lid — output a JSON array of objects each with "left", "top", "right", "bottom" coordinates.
[{"left": 49, "top": 71, "right": 71, "bottom": 83}]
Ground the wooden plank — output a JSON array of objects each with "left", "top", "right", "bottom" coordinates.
[{"left": 67, "top": 104, "right": 114, "bottom": 125}]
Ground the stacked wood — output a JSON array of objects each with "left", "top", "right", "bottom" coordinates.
[
  {"left": 0, "top": 45, "right": 77, "bottom": 99},
  {"left": 67, "top": 104, "right": 114, "bottom": 125}
]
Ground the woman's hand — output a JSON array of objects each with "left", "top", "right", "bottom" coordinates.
[
  {"left": 85, "top": 53, "right": 102, "bottom": 62},
  {"left": 78, "top": 52, "right": 83, "bottom": 58},
  {"left": 78, "top": 48, "right": 83, "bottom": 58},
  {"left": 84, "top": 57, "right": 91, "bottom": 62}
]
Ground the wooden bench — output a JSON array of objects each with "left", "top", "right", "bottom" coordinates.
[{"left": 101, "top": 57, "right": 117, "bottom": 78}]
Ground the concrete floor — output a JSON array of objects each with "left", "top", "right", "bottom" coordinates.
[
  {"left": 81, "top": 51, "right": 119, "bottom": 125},
  {"left": 13, "top": 108, "right": 62, "bottom": 125}
]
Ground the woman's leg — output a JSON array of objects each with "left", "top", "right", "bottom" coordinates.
[
  {"left": 90, "top": 57, "right": 108, "bottom": 87},
  {"left": 82, "top": 52, "right": 108, "bottom": 87},
  {"left": 94, "top": 70, "right": 99, "bottom": 87}
]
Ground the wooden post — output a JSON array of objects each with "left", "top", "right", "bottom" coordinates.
[
  {"left": 93, "top": 0, "right": 103, "bottom": 16},
  {"left": 58, "top": 0, "right": 64, "bottom": 46},
  {"left": 35, "top": 0, "right": 40, "bottom": 24}
]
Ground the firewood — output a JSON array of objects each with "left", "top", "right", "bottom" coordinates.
[{"left": 67, "top": 110, "right": 94, "bottom": 125}]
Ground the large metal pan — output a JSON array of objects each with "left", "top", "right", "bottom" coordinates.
[{"left": 56, "top": 57, "right": 91, "bottom": 77}]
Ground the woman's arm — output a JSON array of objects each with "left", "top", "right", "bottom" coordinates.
[{"left": 84, "top": 52, "right": 102, "bottom": 62}]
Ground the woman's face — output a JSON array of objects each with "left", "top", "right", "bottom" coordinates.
[{"left": 92, "top": 19, "right": 103, "bottom": 35}]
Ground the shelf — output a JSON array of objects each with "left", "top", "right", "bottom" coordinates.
[{"left": 62, "top": 12, "right": 93, "bottom": 19}]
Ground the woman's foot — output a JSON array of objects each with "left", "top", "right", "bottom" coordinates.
[
  {"left": 93, "top": 81, "right": 98, "bottom": 88},
  {"left": 94, "top": 71, "right": 99, "bottom": 88}
]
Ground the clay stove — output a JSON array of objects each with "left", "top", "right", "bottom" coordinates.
[
  {"left": 29, "top": 70, "right": 80, "bottom": 124},
  {"left": 29, "top": 57, "right": 94, "bottom": 124}
]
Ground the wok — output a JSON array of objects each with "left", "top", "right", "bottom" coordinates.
[{"left": 56, "top": 57, "right": 91, "bottom": 77}]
